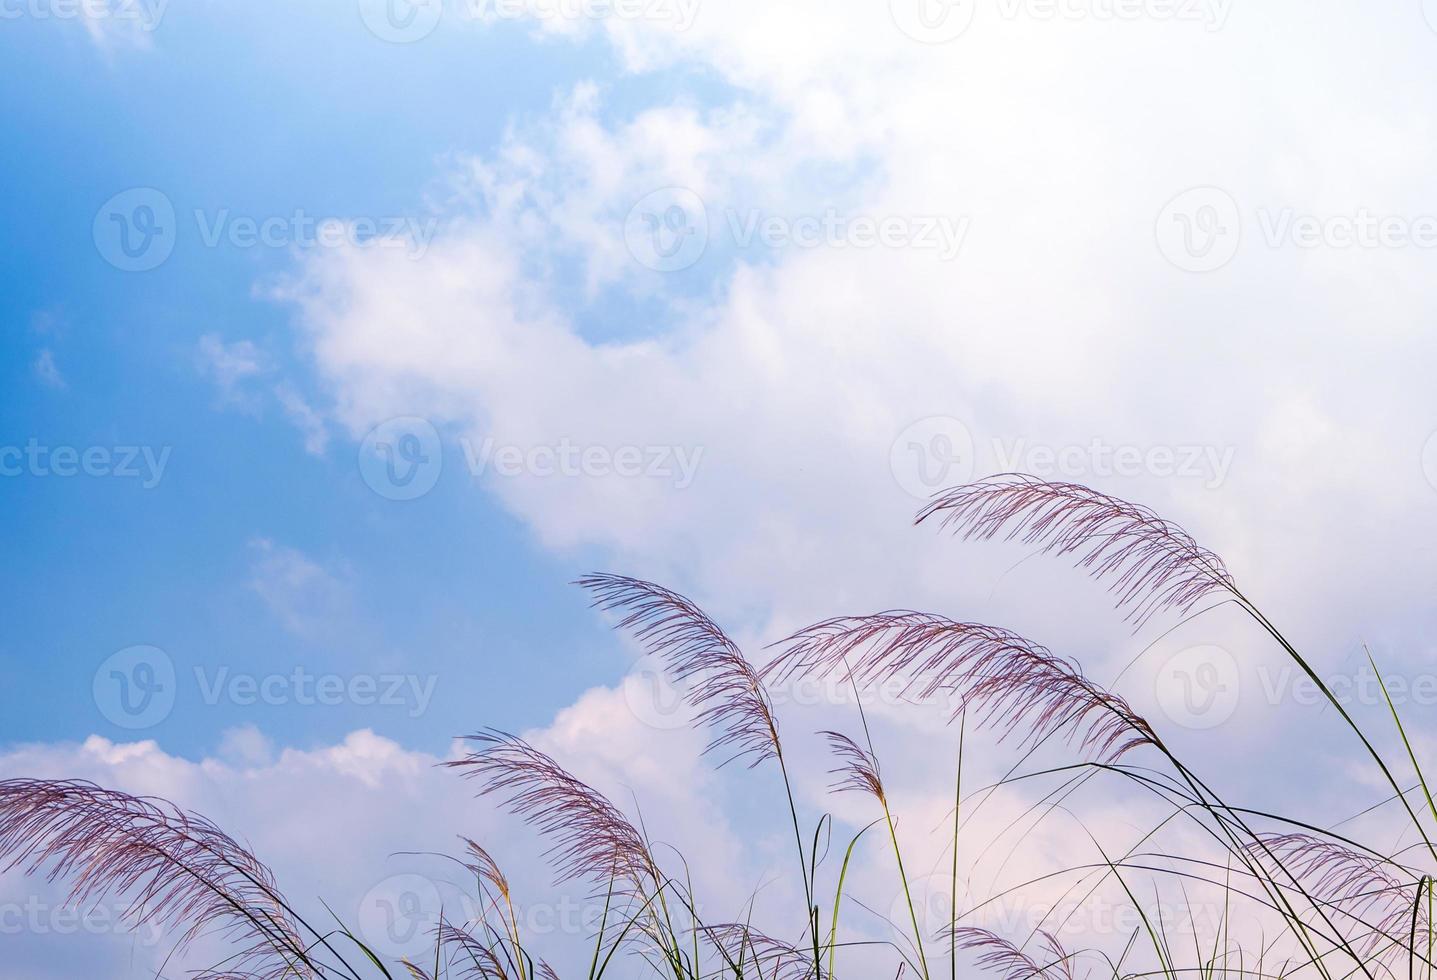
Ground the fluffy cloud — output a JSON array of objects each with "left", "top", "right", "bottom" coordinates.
[
  {"left": 0, "top": 706, "right": 683, "bottom": 967},
  {"left": 280, "top": 2, "right": 1437, "bottom": 656},
  {"left": 264, "top": 8, "right": 1437, "bottom": 968},
  {"left": 0, "top": 678, "right": 852, "bottom": 979},
  {"left": 0, "top": 730, "right": 470, "bottom": 978},
  {"left": 197, "top": 334, "right": 330, "bottom": 454},
  {"left": 13, "top": 2, "right": 1437, "bottom": 976},
  {"left": 246, "top": 539, "right": 356, "bottom": 639},
  {"left": 30, "top": 350, "right": 65, "bottom": 390},
  {"left": 0, "top": 694, "right": 1249, "bottom": 980}
]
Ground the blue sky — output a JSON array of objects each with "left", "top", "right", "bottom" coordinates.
[
  {"left": 6, "top": 2, "right": 1437, "bottom": 978},
  {"left": 0, "top": 4, "right": 649, "bottom": 756}
]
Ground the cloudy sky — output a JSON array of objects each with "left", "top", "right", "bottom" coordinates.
[{"left": 5, "top": 1, "right": 1437, "bottom": 977}]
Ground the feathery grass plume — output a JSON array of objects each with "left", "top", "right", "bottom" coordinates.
[
  {"left": 453, "top": 838, "right": 538, "bottom": 980},
  {"left": 919, "top": 479, "right": 1437, "bottom": 885},
  {"left": 822, "top": 731, "right": 886, "bottom": 804},
  {"left": 953, "top": 927, "right": 1082, "bottom": 980},
  {"left": 576, "top": 574, "right": 825, "bottom": 971},
  {"left": 916, "top": 475, "right": 1235, "bottom": 627},
  {"left": 576, "top": 573, "right": 781, "bottom": 768},
  {"left": 0, "top": 778, "right": 312, "bottom": 980},
  {"left": 1253, "top": 834, "right": 1426, "bottom": 956},
  {"left": 771, "top": 613, "right": 1159, "bottom": 762},
  {"left": 821, "top": 721, "right": 931, "bottom": 980},
  {"left": 700, "top": 922, "right": 814, "bottom": 980},
  {"left": 446, "top": 731, "right": 657, "bottom": 890},
  {"left": 431, "top": 920, "right": 514, "bottom": 979},
  {"left": 459, "top": 836, "right": 518, "bottom": 929},
  {"left": 958, "top": 632, "right": 1159, "bottom": 762},
  {"left": 460, "top": 838, "right": 512, "bottom": 901},
  {"left": 771, "top": 611, "right": 1047, "bottom": 701}
]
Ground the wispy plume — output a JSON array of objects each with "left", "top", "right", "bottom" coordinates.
[
  {"left": 435, "top": 920, "right": 514, "bottom": 979},
  {"left": 1254, "top": 833, "right": 1427, "bottom": 958},
  {"left": 700, "top": 922, "right": 814, "bottom": 980},
  {"left": 822, "top": 731, "right": 886, "bottom": 803},
  {"left": 446, "top": 731, "right": 657, "bottom": 890},
  {"left": 577, "top": 573, "right": 781, "bottom": 768},
  {"left": 771, "top": 613, "right": 1159, "bottom": 761},
  {"left": 0, "top": 779, "right": 311, "bottom": 980},
  {"left": 400, "top": 916, "right": 540, "bottom": 980},
  {"left": 917, "top": 475, "right": 1235, "bottom": 627},
  {"left": 953, "top": 927, "right": 1082, "bottom": 980},
  {"left": 457, "top": 838, "right": 506, "bottom": 894}
]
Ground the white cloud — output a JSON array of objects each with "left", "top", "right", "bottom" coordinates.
[
  {"left": 258, "top": 11, "right": 1437, "bottom": 969},
  {"left": 197, "top": 335, "right": 332, "bottom": 455},
  {"left": 13, "top": 4, "right": 1437, "bottom": 976},
  {"left": 31, "top": 349, "right": 65, "bottom": 390},
  {"left": 0, "top": 698, "right": 757, "bottom": 979},
  {"left": 273, "top": 382, "right": 331, "bottom": 455},
  {"left": 275, "top": 0, "right": 1437, "bottom": 657},
  {"left": 0, "top": 667, "right": 1410, "bottom": 979},
  {"left": 196, "top": 334, "right": 272, "bottom": 406},
  {"left": 214, "top": 723, "right": 275, "bottom": 767},
  {"left": 246, "top": 539, "right": 355, "bottom": 639},
  {"left": 0, "top": 731, "right": 477, "bottom": 978}
]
